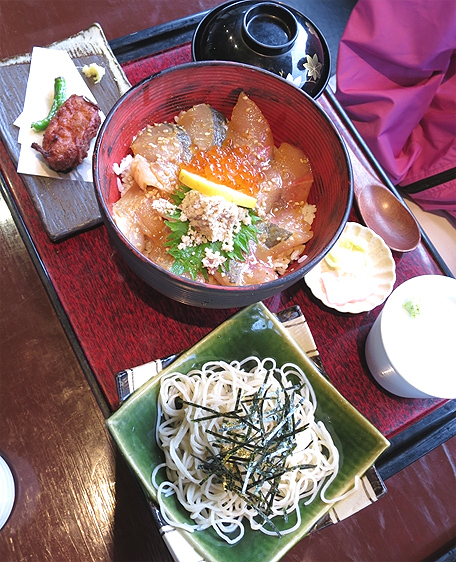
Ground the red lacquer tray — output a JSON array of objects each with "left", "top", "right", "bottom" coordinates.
[{"left": 0, "top": 36, "right": 450, "bottom": 447}]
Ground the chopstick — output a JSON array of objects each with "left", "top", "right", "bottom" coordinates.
[{"left": 148, "top": 501, "right": 205, "bottom": 562}]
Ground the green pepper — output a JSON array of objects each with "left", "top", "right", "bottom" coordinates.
[{"left": 31, "top": 76, "right": 67, "bottom": 131}]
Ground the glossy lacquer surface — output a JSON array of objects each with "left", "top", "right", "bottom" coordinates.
[
  {"left": 107, "top": 302, "right": 389, "bottom": 562},
  {"left": 192, "top": 0, "right": 330, "bottom": 98}
]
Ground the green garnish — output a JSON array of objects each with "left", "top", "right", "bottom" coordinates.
[
  {"left": 31, "top": 76, "right": 67, "bottom": 131},
  {"left": 164, "top": 185, "right": 260, "bottom": 280},
  {"left": 403, "top": 297, "right": 421, "bottom": 318},
  {"left": 184, "top": 370, "right": 314, "bottom": 536}
]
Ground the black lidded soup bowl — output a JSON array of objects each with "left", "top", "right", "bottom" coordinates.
[{"left": 192, "top": 0, "right": 331, "bottom": 98}]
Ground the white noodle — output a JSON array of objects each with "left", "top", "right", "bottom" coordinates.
[{"left": 152, "top": 356, "right": 346, "bottom": 544}]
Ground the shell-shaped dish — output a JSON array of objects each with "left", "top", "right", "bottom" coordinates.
[{"left": 305, "top": 222, "right": 396, "bottom": 313}]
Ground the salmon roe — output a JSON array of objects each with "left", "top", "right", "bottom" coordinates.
[{"left": 182, "top": 143, "right": 263, "bottom": 196}]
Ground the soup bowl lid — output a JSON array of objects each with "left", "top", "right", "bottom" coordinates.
[{"left": 192, "top": 0, "right": 330, "bottom": 98}]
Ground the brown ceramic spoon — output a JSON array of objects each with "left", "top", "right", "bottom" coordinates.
[{"left": 355, "top": 182, "right": 421, "bottom": 252}]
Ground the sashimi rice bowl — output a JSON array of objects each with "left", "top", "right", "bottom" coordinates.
[{"left": 93, "top": 62, "right": 353, "bottom": 308}]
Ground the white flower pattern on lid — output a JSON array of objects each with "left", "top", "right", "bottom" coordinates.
[{"left": 304, "top": 54, "right": 323, "bottom": 82}]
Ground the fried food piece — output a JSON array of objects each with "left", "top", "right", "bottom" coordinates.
[{"left": 31, "top": 94, "right": 101, "bottom": 173}]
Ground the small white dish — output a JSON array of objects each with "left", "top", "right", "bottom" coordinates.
[
  {"left": 365, "top": 275, "right": 456, "bottom": 399},
  {"left": 0, "top": 455, "right": 15, "bottom": 530},
  {"left": 304, "top": 222, "right": 396, "bottom": 313}
]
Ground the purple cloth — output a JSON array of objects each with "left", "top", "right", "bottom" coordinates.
[{"left": 335, "top": 0, "right": 456, "bottom": 217}]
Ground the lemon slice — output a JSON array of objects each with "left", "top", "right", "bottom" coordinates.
[{"left": 179, "top": 168, "right": 257, "bottom": 209}]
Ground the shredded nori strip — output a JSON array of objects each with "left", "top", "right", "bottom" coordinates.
[{"left": 183, "top": 368, "right": 315, "bottom": 536}]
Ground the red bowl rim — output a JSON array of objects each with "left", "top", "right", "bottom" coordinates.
[{"left": 93, "top": 60, "right": 353, "bottom": 295}]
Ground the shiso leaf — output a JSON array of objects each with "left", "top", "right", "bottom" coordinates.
[{"left": 164, "top": 185, "right": 260, "bottom": 280}]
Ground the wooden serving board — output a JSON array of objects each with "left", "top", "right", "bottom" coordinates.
[{"left": 0, "top": 23, "right": 131, "bottom": 241}]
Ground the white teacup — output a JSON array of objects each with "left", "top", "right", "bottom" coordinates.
[{"left": 365, "top": 275, "right": 456, "bottom": 399}]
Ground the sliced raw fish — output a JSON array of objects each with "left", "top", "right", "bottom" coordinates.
[
  {"left": 131, "top": 123, "right": 191, "bottom": 162},
  {"left": 175, "top": 103, "right": 227, "bottom": 151},
  {"left": 273, "top": 142, "right": 314, "bottom": 206},
  {"left": 113, "top": 183, "right": 171, "bottom": 263},
  {"left": 224, "top": 91, "right": 274, "bottom": 164},
  {"left": 257, "top": 220, "right": 292, "bottom": 249},
  {"left": 255, "top": 166, "right": 282, "bottom": 214},
  {"left": 112, "top": 183, "right": 147, "bottom": 251},
  {"left": 130, "top": 123, "right": 192, "bottom": 193},
  {"left": 214, "top": 258, "right": 278, "bottom": 286}
]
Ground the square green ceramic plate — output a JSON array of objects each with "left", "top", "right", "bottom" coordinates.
[{"left": 107, "top": 302, "right": 389, "bottom": 562}]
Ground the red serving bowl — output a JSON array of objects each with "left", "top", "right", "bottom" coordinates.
[{"left": 93, "top": 61, "right": 353, "bottom": 308}]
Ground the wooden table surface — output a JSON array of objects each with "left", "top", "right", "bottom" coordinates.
[{"left": 1, "top": 1, "right": 455, "bottom": 561}]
